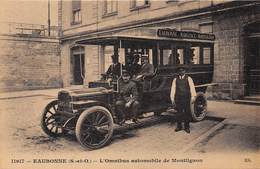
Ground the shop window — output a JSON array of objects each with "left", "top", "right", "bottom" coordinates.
[
  {"left": 71, "top": 0, "right": 81, "bottom": 25},
  {"left": 103, "top": 0, "right": 118, "bottom": 17},
  {"left": 130, "top": 0, "right": 150, "bottom": 10},
  {"left": 203, "top": 47, "right": 211, "bottom": 64}
]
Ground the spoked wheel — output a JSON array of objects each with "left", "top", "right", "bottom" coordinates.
[
  {"left": 190, "top": 92, "right": 207, "bottom": 122},
  {"left": 76, "top": 106, "right": 114, "bottom": 150},
  {"left": 41, "top": 100, "right": 64, "bottom": 137}
]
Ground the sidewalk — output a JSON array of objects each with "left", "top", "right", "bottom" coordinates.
[
  {"left": 189, "top": 101, "right": 259, "bottom": 154},
  {"left": 0, "top": 86, "right": 84, "bottom": 99}
]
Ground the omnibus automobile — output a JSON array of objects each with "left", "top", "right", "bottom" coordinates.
[{"left": 41, "top": 28, "right": 216, "bottom": 149}]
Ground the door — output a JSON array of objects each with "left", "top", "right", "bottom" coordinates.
[
  {"left": 246, "top": 38, "right": 260, "bottom": 95},
  {"left": 73, "top": 54, "right": 85, "bottom": 85},
  {"left": 71, "top": 46, "right": 85, "bottom": 85}
]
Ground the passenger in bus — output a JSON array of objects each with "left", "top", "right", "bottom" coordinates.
[
  {"left": 176, "top": 53, "right": 181, "bottom": 64},
  {"left": 116, "top": 70, "right": 140, "bottom": 124},
  {"left": 168, "top": 53, "right": 180, "bottom": 65},
  {"left": 170, "top": 66, "right": 196, "bottom": 133},
  {"left": 128, "top": 54, "right": 141, "bottom": 77},
  {"left": 135, "top": 55, "right": 154, "bottom": 80},
  {"left": 105, "top": 54, "right": 123, "bottom": 79}
]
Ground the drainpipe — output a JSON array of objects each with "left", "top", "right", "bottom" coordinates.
[{"left": 48, "top": 0, "right": 51, "bottom": 36}]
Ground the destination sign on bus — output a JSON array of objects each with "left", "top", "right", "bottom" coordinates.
[{"left": 157, "top": 28, "right": 215, "bottom": 41}]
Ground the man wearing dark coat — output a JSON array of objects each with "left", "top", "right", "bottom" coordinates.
[
  {"left": 115, "top": 70, "right": 140, "bottom": 124},
  {"left": 128, "top": 54, "right": 141, "bottom": 76},
  {"left": 135, "top": 55, "right": 154, "bottom": 80},
  {"left": 105, "top": 54, "right": 122, "bottom": 79},
  {"left": 170, "top": 66, "right": 196, "bottom": 133}
]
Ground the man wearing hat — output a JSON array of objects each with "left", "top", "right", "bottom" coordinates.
[
  {"left": 115, "top": 70, "right": 140, "bottom": 124},
  {"left": 170, "top": 66, "right": 196, "bottom": 133},
  {"left": 128, "top": 54, "right": 141, "bottom": 76},
  {"left": 105, "top": 54, "right": 122, "bottom": 79},
  {"left": 135, "top": 55, "right": 154, "bottom": 80}
]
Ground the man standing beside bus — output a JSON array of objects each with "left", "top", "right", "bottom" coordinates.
[{"left": 170, "top": 66, "right": 196, "bottom": 133}]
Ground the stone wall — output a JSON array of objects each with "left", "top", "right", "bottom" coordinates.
[
  {"left": 0, "top": 35, "right": 62, "bottom": 92},
  {"left": 211, "top": 6, "right": 260, "bottom": 99}
]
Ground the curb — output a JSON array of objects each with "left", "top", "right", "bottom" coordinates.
[{"left": 178, "top": 119, "right": 226, "bottom": 153}]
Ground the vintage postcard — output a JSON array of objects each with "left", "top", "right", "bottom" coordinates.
[{"left": 0, "top": 0, "right": 259, "bottom": 169}]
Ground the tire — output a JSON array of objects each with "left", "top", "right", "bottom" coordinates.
[
  {"left": 41, "top": 100, "right": 64, "bottom": 137},
  {"left": 75, "top": 106, "right": 114, "bottom": 150},
  {"left": 190, "top": 92, "right": 207, "bottom": 122}
]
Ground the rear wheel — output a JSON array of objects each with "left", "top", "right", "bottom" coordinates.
[
  {"left": 41, "top": 100, "right": 64, "bottom": 137},
  {"left": 75, "top": 106, "right": 114, "bottom": 150},
  {"left": 190, "top": 92, "right": 207, "bottom": 121}
]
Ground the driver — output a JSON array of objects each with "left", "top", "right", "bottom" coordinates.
[{"left": 115, "top": 70, "right": 140, "bottom": 124}]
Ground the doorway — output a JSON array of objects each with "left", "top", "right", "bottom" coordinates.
[
  {"left": 245, "top": 22, "right": 260, "bottom": 95},
  {"left": 71, "top": 46, "right": 85, "bottom": 85},
  {"left": 246, "top": 38, "right": 260, "bottom": 95}
]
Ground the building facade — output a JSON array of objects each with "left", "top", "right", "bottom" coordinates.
[{"left": 59, "top": 0, "right": 260, "bottom": 99}]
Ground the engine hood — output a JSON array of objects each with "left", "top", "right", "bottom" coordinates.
[{"left": 60, "top": 87, "right": 112, "bottom": 97}]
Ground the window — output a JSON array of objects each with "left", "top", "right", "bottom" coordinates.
[
  {"left": 103, "top": 0, "right": 118, "bottom": 16},
  {"left": 162, "top": 49, "right": 172, "bottom": 66},
  {"left": 177, "top": 49, "right": 184, "bottom": 64},
  {"left": 203, "top": 47, "right": 211, "bottom": 64},
  {"left": 189, "top": 47, "right": 200, "bottom": 64},
  {"left": 71, "top": 0, "right": 81, "bottom": 25},
  {"left": 130, "top": 0, "right": 150, "bottom": 10}
]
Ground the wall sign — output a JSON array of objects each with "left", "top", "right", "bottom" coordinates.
[{"left": 157, "top": 28, "right": 215, "bottom": 41}]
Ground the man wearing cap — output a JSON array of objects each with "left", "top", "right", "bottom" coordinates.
[
  {"left": 116, "top": 70, "right": 140, "bottom": 124},
  {"left": 105, "top": 54, "right": 122, "bottom": 79},
  {"left": 170, "top": 66, "right": 196, "bottom": 133},
  {"left": 135, "top": 55, "right": 154, "bottom": 80}
]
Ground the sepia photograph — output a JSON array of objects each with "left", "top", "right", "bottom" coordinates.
[{"left": 0, "top": 0, "right": 259, "bottom": 169}]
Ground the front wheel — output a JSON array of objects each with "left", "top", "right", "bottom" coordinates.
[
  {"left": 41, "top": 100, "right": 64, "bottom": 137},
  {"left": 75, "top": 106, "right": 114, "bottom": 150},
  {"left": 190, "top": 92, "right": 207, "bottom": 122}
]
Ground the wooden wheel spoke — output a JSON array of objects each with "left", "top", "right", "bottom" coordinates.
[
  {"left": 49, "top": 125, "right": 55, "bottom": 132},
  {"left": 55, "top": 126, "right": 59, "bottom": 133},
  {"left": 47, "top": 110, "right": 54, "bottom": 115},
  {"left": 91, "top": 113, "right": 96, "bottom": 123},
  {"left": 53, "top": 105, "right": 58, "bottom": 112},
  {"left": 97, "top": 115, "right": 107, "bottom": 125},
  {"left": 82, "top": 123, "right": 92, "bottom": 128},
  {"left": 94, "top": 112, "right": 102, "bottom": 124},
  {"left": 83, "top": 133, "right": 91, "bottom": 142},
  {"left": 47, "top": 120, "right": 55, "bottom": 126},
  {"left": 99, "top": 121, "right": 109, "bottom": 126}
]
